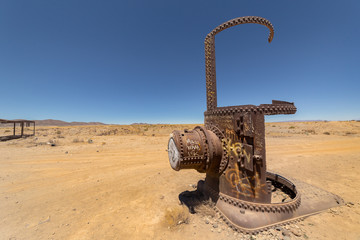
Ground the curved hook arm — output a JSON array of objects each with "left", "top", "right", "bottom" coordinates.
[{"left": 205, "top": 16, "right": 274, "bottom": 111}]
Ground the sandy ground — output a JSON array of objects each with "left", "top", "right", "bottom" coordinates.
[{"left": 0, "top": 121, "right": 359, "bottom": 240}]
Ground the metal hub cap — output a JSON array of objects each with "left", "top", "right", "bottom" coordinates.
[{"left": 168, "top": 137, "right": 181, "bottom": 171}]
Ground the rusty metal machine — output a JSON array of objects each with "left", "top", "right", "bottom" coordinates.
[{"left": 167, "top": 16, "right": 343, "bottom": 233}]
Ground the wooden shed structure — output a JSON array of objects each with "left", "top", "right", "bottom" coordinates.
[{"left": 0, "top": 119, "right": 35, "bottom": 141}]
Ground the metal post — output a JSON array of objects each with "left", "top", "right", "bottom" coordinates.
[
  {"left": 21, "top": 122, "right": 24, "bottom": 136},
  {"left": 13, "top": 122, "right": 15, "bottom": 135}
]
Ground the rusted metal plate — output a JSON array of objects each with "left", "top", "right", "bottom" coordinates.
[
  {"left": 242, "top": 143, "right": 253, "bottom": 171},
  {"left": 215, "top": 175, "right": 343, "bottom": 233}
]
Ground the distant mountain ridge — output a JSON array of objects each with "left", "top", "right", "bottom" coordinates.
[
  {"left": 33, "top": 119, "right": 106, "bottom": 126},
  {"left": 273, "top": 119, "right": 360, "bottom": 122}
]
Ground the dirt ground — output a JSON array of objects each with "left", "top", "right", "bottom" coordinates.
[{"left": 0, "top": 121, "right": 359, "bottom": 240}]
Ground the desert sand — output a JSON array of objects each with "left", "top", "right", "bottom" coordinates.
[{"left": 0, "top": 121, "right": 359, "bottom": 240}]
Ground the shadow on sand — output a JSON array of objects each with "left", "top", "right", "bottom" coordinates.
[{"left": 178, "top": 180, "right": 219, "bottom": 214}]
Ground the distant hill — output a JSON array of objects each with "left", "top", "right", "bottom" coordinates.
[
  {"left": 34, "top": 119, "right": 106, "bottom": 126},
  {"left": 276, "top": 120, "right": 326, "bottom": 122},
  {"left": 274, "top": 120, "right": 360, "bottom": 122}
]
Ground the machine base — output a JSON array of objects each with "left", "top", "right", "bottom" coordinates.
[{"left": 197, "top": 172, "right": 344, "bottom": 234}]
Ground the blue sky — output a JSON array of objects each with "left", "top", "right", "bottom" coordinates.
[{"left": 1, "top": 0, "right": 359, "bottom": 124}]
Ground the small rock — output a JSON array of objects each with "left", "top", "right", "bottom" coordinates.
[
  {"left": 205, "top": 219, "right": 209, "bottom": 224},
  {"left": 282, "top": 229, "right": 291, "bottom": 237},
  {"left": 269, "top": 228, "right": 277, "bottom": 236},
  {"left": 38, "top": 216, "right": 51, "bottom": 225},
  {"left": 213, "top": 223, "right": 218, "bottom": 228},
  {"left": 217, "top": 229, "right": 222, "bottom": 233},
  {"left": 189, "top": 184, "right": 197, "bottom": 189},
  {"left": 88, "top": 139, "right": 93, "bottom": 143},
  {"left": 290, "top": 227, "right": 302, "bottom": 237},
  {"left": 275, "top": 226, "right": 283, "bottom": 231},
  {"left": 329, "top": 209, "right": 339, "bottom": 215},
  {"left": 240, "top": 209, "right": 245, "bottom": 214},
  {"left": 159, "top": 195, "right": 164, "bottom": 200},
  {"left": 65, "top": 151, "right": 68, "bottom": 154}
]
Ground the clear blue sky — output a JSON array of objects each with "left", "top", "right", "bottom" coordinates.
[{"left": 1, "top": 0, "right": 359, "bottom": 124}]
